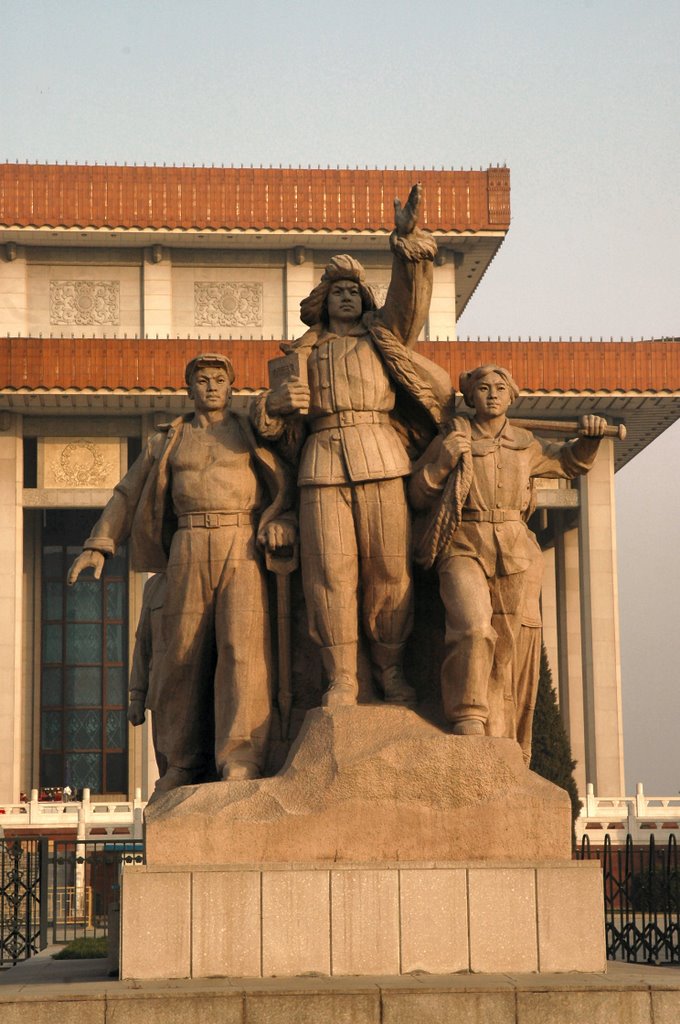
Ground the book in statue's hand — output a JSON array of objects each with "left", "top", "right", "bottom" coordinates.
[{"left": 268, "top": 350, "right": 309, "bottom": 390}]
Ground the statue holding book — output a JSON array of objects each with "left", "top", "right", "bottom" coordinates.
[{"left": 254, "top": 184, "right": 450, "bottom": 709}]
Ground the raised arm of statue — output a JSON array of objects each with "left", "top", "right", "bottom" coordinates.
[{"left": 380, "top": 183, "right": 438, "bottom": 347}]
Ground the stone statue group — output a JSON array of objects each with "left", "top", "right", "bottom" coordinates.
[{"left": 68, "top": 185, "right": 607, "bottom": 798}]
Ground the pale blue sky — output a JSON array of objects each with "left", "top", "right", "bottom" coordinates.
[{"left": 2, "top": 0, "right": 679, "bottom": 792}]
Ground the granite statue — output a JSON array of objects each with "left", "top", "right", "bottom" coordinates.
[
  {"left": 409, "top": 364, "right": 607, "bottom": 756},
  {"left": 67, "top": 354, "right": 296, "bottom": 794},
  {"left": 254, "top": 183, "right": 448, "bottom": 709}
]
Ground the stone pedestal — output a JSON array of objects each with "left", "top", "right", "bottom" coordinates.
[
  {"left": 120, "top": 860, "right": 605, "bottom": 980},
  {"left": 121, "top": 707, "right": 604, "bottom": 980}
]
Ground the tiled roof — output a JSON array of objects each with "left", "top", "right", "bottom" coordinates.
[
  {"left": 0, "top": 164, "right": 510, "bottom": 233},
  {"left": 1, "top": 338, "right": 678, "bottom": 393}
]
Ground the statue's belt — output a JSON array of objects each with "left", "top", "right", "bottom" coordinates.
[
  {"left": 460, "top": 509, "right": 522, "bottom": 523},
  {"left": 310, "top": 410, "right": 390, "bottom": 432},
  {"left": 177, "top": 511, "right": 257, "bottom": 529}
]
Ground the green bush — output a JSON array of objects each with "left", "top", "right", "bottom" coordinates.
[
  {"left": 530, "top": 644, "right": 582, "bottom": 826},
  {"left": 52, "top": 936, "right": 108, "bottom": 960}
]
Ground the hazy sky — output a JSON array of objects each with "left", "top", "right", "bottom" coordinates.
[{"left": 2, "top": 0, "right": 678, "bottom": 793}]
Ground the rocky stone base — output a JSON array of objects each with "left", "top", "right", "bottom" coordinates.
[
  {"left": 145, "top": 706, "right": 572, "bottom": 866},
  {"left": 119, "top": 860, "right": 605, "bottom": 980}
]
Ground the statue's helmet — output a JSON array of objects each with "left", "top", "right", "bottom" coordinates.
[{"left": 184, "top": 353, "right": 236, "bottom": 386}]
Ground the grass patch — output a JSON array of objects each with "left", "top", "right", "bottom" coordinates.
[{"left": 52, "top": 937, "right": 108, "bottom": 960}]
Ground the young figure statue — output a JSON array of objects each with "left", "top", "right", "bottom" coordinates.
[
  {"left": 68, "top": 354, "right": 296, "bottom": 793},
  {"left": 409, "top": 364, "right": 607, "bottom": 747},
  {"left": 255, "top": 184, "right": 448, "bottom": 709}
]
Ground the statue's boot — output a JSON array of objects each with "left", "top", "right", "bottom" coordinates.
[
  {"left": 320, "top": 643, "right": 359, "bottom": 708},
  {"left": 371, "top": 641, "right": 417, "bottom": 708},
  {"left": 452, "top": 718, "right": 486, "bottom": 736}
]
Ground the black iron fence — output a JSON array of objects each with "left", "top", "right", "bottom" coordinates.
[
  {"left": 579, "top": 832, "right": 680, "bottom": 964},
  {"left": 0, "top": 836, "right": 143, "bottom": 965},
  {"left": 0, "top": 838, "right": 47, "bottom": 965}
]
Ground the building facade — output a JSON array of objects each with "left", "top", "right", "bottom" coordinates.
[{"left": 0, "top": 163, "right": 678, "bottom": 807}]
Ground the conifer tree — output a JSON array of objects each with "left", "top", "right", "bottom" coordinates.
[{"left": 530, "top": 644, "right": 582, "bottom": 825}]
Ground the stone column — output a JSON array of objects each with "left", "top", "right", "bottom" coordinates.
[
  {"left": 0, "top": 415, "right": 23, "bottom": 801},
  {"left": 284, "top": 249, "right": 316, "bottom": 340},
  {"left": 540, "top": 544, "right": 559, "bottom": 694},
  {"left": 427, "top": 252, "right": 457, "bottom": 341},
  {"left": 0, "top": 245, "right": 27, "bottom": 335},
  {"left": 577, "top": 440, "right": 625, "bottom": 795},
  {"left": 142, "top": 247, "right": 173, "bottom": 338},
  {"left": 554, "top": 522, "right": 587, "bottom": 796}
]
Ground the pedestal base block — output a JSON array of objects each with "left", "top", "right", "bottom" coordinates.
[{"left": 120, "top": 860, "right": 605, "bottom": 980}]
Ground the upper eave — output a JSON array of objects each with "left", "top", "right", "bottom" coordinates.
[{"left": 0, "top": 164, "right": 510, "bottom": 234}]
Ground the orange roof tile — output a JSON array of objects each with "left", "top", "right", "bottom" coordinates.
[
  {"left": 1, "top": 338, "right": 678, "bottom": 393},
  {"left": 0, "top": 164, "right": 510, "bottom": 233}
]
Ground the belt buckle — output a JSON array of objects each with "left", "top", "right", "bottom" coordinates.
[
  {"left": 340, "top": 411, "right": 352, "bottom": 425},
  {"left": 204, "top": 513, "right": 218, "bottom": 528}
]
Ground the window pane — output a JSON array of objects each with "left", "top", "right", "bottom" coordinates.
[
  {"left": 43, "top": 623, "right": 63, "bottom": 663},
  {"left": 41, "top": 710, "right": 62, "bottom": 751},
  {"left": 106, "top": 666, "right": 126, "bottom": 706},
  {"left": 65, "top": 667, "right": 102, "bottom": 707},
  {"left": 106, "top": 624, "right": 123, "bottom": 662},
  {"left": 42, "top": 667, "right": 63, "bottom": 706},
  {"left": 106, "top": 710, "right": 126, "bottom": 749},
  {"left": 105, "top": 581, "right": 124, "bottom": 620},
  {"left": 106, "top": 548, "right": 127, "bottom": 577},
  {"left": 66, "top": 581, "right": 102, "bottom": 622},
  {"left": 43, "top": 581, "right": 63, "bottom": 620},
  {"left": 42, "top": 547, "right": 63, "bottom": 579},
  {"left": 65, "top": 623, "right": 101, "bottom": 663},
  {"left": 66, "top": 710, "right": 102, "bottom": 750},
  {"left": 105, "top": 752, "right": 126, "bottom": 794},
  {"left": 41, "top": 752, "right": 62, "bottom": 788},
  {"left": 65, "top": 752, "right": 101, "bottom": 792}
]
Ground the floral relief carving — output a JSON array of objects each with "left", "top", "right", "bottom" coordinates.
[
  {"left": 50, "top": 442, "right": 114, "bottom": 487},
  {"left": 369, "top": 283, "right": 389, "bottom": 307},
  {"left": 50, "top": 280, "right": 120, "bottom": 326},
  {"left": 194, "top": 282, "right": 263, "bottom": 328}
]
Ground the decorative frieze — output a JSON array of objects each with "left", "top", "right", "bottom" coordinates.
[
  {"left": 49, "top": 280, "right": 120, "bottom": 326},
  {"left": 369, "top": 283, "right": 388, "bottom": 307},
  {"left": 38, "top": 438, "right": 123, "bottom": 490},
  {"left": 194, "top": 282, "right": 263, "bottom": 328}
]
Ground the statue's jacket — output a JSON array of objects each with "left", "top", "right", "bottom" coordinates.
[
  {"left": 253, "top": 231, "right": 451, "bottom": 481},
  {"left": 83, "top": 412, "right": 295, "bottom": 573},
  {"left": 410, "top": 415, "right": 602, "bottom": 580}
]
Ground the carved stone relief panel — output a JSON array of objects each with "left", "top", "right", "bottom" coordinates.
[
  {"left": 49, "top": 280, "right": 120, "bottom": 326},
  {"left": 194, "top": 282, "right": 263, "bottom": 328},
  {"left": 38, "top": 437, "right": 124, "bottom": 490},
  {"left": 369, "top": 283, "right": 389, "bottom": 307}
]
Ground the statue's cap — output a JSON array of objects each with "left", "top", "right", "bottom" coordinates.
[{"left": 184, "top": 353, "right": 235, "bottom": 386}]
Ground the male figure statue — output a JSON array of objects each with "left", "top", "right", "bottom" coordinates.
[
  {"left": 68, "top": 354, "right": 295, "bottom": 792},
  {"left": 409, "top": 364, "right": 606, "bottom": 743},
  {"left": 257, "top": 184, "right": 445, "bottom": 708}
]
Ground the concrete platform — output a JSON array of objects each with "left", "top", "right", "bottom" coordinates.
[{"left": 2, "top": 949, "right": 680, "bottom": 1023}]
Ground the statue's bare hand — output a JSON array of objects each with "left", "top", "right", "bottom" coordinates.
[
  {"left": 67, "top": 550, "right": 105, "bottom": 586},
  {"left": 127, "top": 699, "right": 146, "bottom": 727},
  {"left": 264, "top": 519, "right": 297, "bottom": 552},
  {"left": 265, "top": 378, "right": 310, "bottom": 417},
  {"left": 394, "top": 182, "right": 422, "bottom": 236},
  {"left": 579, "top": 414, "right": 607, "bottom": 438}
]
